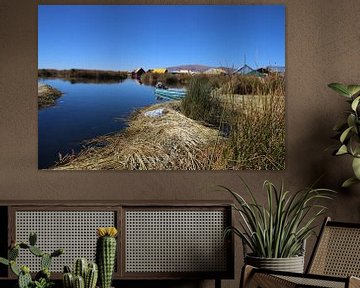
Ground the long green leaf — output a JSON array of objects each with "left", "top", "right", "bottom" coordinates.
[
  {"left": 223, "top": 180, "right": 335, "bottom": 258},
  {"left": 340, "top": 126, "right": 353, "bottom": 143},
  {"left": 342, "top": 177, "right": 360, "bottom": 187},
  {"left": 352, "top": 157, "right": 360, "bottom": 179},
  {"left": 0, "top": 257, "right": 9, "bottom": 266},
  {"left": 336, "top": 144, "right": 348, "bottom": 155},
  {"left": 347, "top": 114, "right": 356, "bottom": 128},
  {"left": 347, "top": 85, "right": 360, "bottom": 97},
  {"left": 328, "top": 83, "right": 351, "bottom": 97},
  {"left": 351, "top": 96, "right": 360, "bottom": 111}
]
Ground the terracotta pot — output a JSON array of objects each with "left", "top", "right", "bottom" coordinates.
[{"left": 245, "top": 254, "right": 305, "bottom": 273}]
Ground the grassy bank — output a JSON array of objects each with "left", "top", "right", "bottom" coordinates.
[
  {"left": 38, "top": 69, "right": 128, "bottom": 82},
  {"left": 182, "top": 75, "right": 285, "bottom": 170},
  {"left": 38, "top": 83, "right": 63, "bottom": 109},
  {"left": 53, "top": 74, "right": 285, "bottom": 170}
]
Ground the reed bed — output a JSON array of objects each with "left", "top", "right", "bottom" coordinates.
[
  {"left": 54, "top": 102, "right": 222, "bottom": 170},
  {"left": 219, "top": 92, "right": 285, "bottom": 170},
  {"left": 38, "top": 69, "right": 128, "bottom": 82},
  {"left": 38, "top": 82, "right": 62, "bottom": 109},
  {"left": 54, "top": 73, "right": 285, "bottom": 170},
  {"left": 140, "top": 72, "right": 192, "bottom": 86},
  {"left": 181, "top": 77, "right": 222, "bottom": 126},
  {"left": 182, "top": 74, "right": 285, "bottom": 170}
]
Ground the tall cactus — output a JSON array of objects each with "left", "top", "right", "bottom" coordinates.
[{"left": 96, "top": 227, "right": 118, "bottom": 288}]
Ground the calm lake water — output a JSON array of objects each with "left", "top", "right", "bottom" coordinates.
[{"left": 38, "top": 78, "right": 166, "bottom": 169}]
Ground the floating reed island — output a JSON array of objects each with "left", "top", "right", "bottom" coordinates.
[
  {"left": 54, "top": 101, "right": 223, "bottom": 170},
  {"left": 38, "top": 82, "right": 63, "bottom": 109},
  {"left": 53, "top": 75, "right": 285, "bottom": 170}
]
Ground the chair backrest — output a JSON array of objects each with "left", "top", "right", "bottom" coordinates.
[{"left": 307, "top": 217, "right": 360, "bottom": 277}]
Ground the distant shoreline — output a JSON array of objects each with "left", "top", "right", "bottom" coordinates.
[{"left": 38, "top": 68, "right": 128, "bottom": 82}]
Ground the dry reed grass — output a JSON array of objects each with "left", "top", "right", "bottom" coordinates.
[
  {"left": 219, "top": 92, "right": 285, "bottom": 170},
  {"left": 181, "top": 74, "right": 285, "bottom": 170},
  {"left": 54, "top": 102, "right": 222, "bottom": 170},
  {"left": 38, "top": 83, "right": 62, "bottom": 109},
  {"left": 54, "top": 74, "right": 285, "bottom": 170}
]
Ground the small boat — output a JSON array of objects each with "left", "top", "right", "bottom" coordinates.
[{"left": 154, "top": 88, "right": 187, "bottom": 100}]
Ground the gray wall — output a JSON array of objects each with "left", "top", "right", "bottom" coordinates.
[{"left": 1, "top": 0, "right": 360, "bottom": 287}]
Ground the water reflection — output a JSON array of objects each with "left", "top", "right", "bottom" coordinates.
[{"left": 38, "top": 78, "right": 164, "bottom": 169}]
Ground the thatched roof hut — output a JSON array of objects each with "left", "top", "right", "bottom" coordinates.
[{"left": 131, "top": 68, "right": 145, "bottom": 78}]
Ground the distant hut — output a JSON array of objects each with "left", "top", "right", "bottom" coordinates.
[
  {"left": 204, "top": 68, "right": 227, "bottom": 75},
  {"left": 132, "top": 68, "right": 145, "bottom": 78},
  {"left": 152, "top": 68, "right": 168, "bottom": 74},
  {"left": 171, "top": 69, "right": 194, "bottom": 74},
  {"left": 179, "top": 69, "right": 192, "bottom": 74},
  {"left": 256, "top": 67, "right": 270, "bottom": 75},
  {"left": 235, "top": 64, "right": 255, "bottom": 75},
  {"left": 147, "top": 69, "right": 154, "bottom": 73},
  {"left": 267, "top": 66, "right": 285, "bottom": 74},
  {"left": 235, "top": 64, "right": 263, "bottom": 77}
]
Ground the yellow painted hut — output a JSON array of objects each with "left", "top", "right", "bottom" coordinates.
[{"left": 152, "top": 68, "right": 168, "bottom": 74}]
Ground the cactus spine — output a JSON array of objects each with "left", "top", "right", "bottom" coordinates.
[
  {"left": 63, "top": 260, "right": 98, "bottom": 288},
  {"left": 74, "top": 275, "right": 85, "bottom": 288},
  {"left": 85, "top": 262, "right": 98, "bottom": 288},
  {"left": 75, "top": 258, "right": 88, "bottom": 279},
  {"left": 40, "top": 253, "right": 52, "bottom": 270},
  {"left": 63, "top": 272, "right": 74, "bottom": 288},
  {"left": 96, "top": 227, "right": 118, "bottom": 288},
  {"left": 18, "top": 269, "right": 32, "bottom": 288}
]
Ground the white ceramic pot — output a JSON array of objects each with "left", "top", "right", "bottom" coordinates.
[{"left": 245, "top": 254, "right": 305, "bottom": 273}]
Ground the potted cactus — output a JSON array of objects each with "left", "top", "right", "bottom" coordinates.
[
  {"left": 96, "top": 227, "right": 118, "bottom": 288},
  {"left": 0, "top": 232, "right": 63, "bottom": 288},
  {"left": 63, "top": 258, "right": 98, "bottom": 288}
]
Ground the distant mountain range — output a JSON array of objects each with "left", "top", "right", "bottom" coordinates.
[
  {"left": 166, "top": 64, "right": 212, "bottom": 72},
  {"left": 166, "top": 64, "right": 285, "bottom": 74},
  {"left": 166, "top": 64, "right": 236, "bottom": 73}
]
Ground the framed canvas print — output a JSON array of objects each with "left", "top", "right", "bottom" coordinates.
[{"left": 38, "top": 5, "right": 285, "bottom": 170}]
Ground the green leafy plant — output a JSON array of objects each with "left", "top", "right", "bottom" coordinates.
[
  {"left": 222, "top": 180, "right": 334, "bottom": 258},
  {"left": 33, "top": 278, "right": 54, "bottom": 288},
  {"left": 0, "top": 232, "right": 63, "bottom": 288},
  {"left": 328, "top": 83, "right": 360, "bottom": 187}
]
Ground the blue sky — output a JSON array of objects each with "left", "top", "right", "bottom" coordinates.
[{"left": 38, "top": 5, "right": 285, "bottom": 71}]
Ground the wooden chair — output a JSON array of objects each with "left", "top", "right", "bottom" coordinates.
[{"left": 241, "top": 217, "right": 360, "bottom": 288}]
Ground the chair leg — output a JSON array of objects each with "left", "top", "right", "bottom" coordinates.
[
  {"left": 240, "top": 265, "right": 296, "bottom": 288},
  {"left": 215, "top": 278, "right": 221, "bottom": 288},
  {"left": 249, "top": 273, "right": 296, "bottom": 288},
  {"left": 240, "top": 265, "right": 255, "bottom": 288},
  {"left": 349, "top": 276, "right": 360, "bottom": 288}
]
